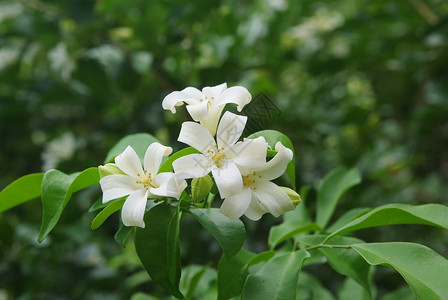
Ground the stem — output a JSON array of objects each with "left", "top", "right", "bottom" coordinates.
[{"left": 305, "top": 244, "right": 351, "bottom": 251}]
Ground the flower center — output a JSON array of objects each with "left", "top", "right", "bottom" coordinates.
[
  {"left": 212, "top": 151, "right": 226, "bottom": 168},
  {"left": 243, "top": 175, "right": 255, "bottom": 187},
  {"left": 137, "top": 171, "right": 153, "bottom": 188}
]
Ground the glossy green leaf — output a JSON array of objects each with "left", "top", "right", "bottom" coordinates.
[
  {"left": 104, "top": 133, "right": 159, "bottom": 163},
  {"left": 316, "top": 167, "right": 361, "bottom": 230},
  {"left": 114, "top": 221, "right": 134, "bottom": 247},
  {"left": 242, "top": 250, "right": 310, "bottom": 300},
  {"left": 135, "top": 203, "right": 183, "bottom": 299},
  {"left": 38, "top": 167, "right": 100, "bottom": 242},
  {"left": 91, "top": 198, "right": 125, "bottom": 230},
  {"left": 180, "top": 264, "right": 210, "bottom": 300},
  {"left": 297, "top": 272, "right": 335, "bottom": 300},
  {"left": 338, "top": 277, "right": 371, "bottom": 300},
  {"left": 158, "top": 147, "right": 200, "bottom": 173},
  {"left": 326, "top": 207, "right": 371, "bottom": 233},
  {"left": 352, "top": 242, "right": 448, "bottom": 300},
  {"left": 218, "top": 249, "right": 256, "bottom": 300},
  {"left": 328, "top": 203, "right": 448, "bottom": 239},
  {"left": 0, "top": 173, "right": 44, "bottom": 213},
  {"left": 248, "top": 130, "right": 296, "bottom": 190},
  {"left": 190, "top": 208, "right": 245, "bottom": 258}
]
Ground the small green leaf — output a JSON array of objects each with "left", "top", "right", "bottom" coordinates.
[
  {"left": 242, "top": 250, "right": 310, "bottom": 300},
  {"left": 114, "top": 221, "right": 135, "bottom": 247},
  {"left": 328, "top": 203, "right": 448, "bottom": 239},
  {"left": 104, "top": 133, "right": 159, "bottom": 163},
  {"left": 248, "top": 130, "right": 296, "bottom": 190},
  {"left": 38, "top": 167, "right": 99, "bottom": 242},
  {"left": 316, "top": 167, "right": 361, "bottom": 230},
  {"left": 352, "top": 242, "right": 448, "bottom": 300},
  {"left": 338, "top": 277, "right": 372, "bottom": 300},
  {"left": 158, "top": 147, "right": 200, "bottom": 173},
  {"left": 91, "top": 198, "right": 125, "bottom": 230},
  {"left": 135, "top": 203, "right": 183, "bottom": 298},
  {"left": 218, "top": 249, "right": 256, "bottom": 300},
  {"left": 0, "top": 173, "right": 44, "bottom": 213},
  {"left": 180, "top": 264, "right": 210, "bottom": 300},
  {"left": 190, "top": 208, "right": 245, "bottom": 258},
  {"left": 298, "top": 272, "right": 336, "bottom": 300}
]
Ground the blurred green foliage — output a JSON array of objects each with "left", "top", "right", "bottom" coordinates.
[{"left": 1, "top": 0, "right": 448, "bottom": 299}]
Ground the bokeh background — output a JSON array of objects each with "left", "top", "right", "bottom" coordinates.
[{"left": 1, "top": 0, "right": 448, "bottom": 299}]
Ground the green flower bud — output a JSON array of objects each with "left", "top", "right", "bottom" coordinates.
[
  {"left": 280, "top": 187, "right": 302, "bottom": 207},
  {"left": 98, "top": 163, "right": 125, "bottom": 178},
  {"left": 191, "top": 175, "right": 214, "bottom": 203}
]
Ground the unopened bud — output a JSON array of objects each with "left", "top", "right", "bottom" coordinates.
[
  {"left": 191, "top": 175, "right": 214, "bottom": 203},
  {"left": 98, "top": 163, "right": 124, "bottom": 178},
  {"left": 280, "top": 187, "right": 302, "bottom": 207}
]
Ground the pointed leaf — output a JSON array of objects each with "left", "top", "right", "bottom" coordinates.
[
  {"left": 114, "top": 221, "right": 135, "bottom": 247},
  {"left": 316, "top": 167, "right": 361, "bottom": 229},
  {"left": 104, "top": 133, "right": 159, "bottom": 163},
  {"left": 248, "top": 130, "right": 296, "bottom": 190},
  {"left": 352, "top": 242, "right": 448, "bottom": 300},
  {"left": 338, "top": 277, "right": 371, "bottom": 300},
  {"left": 190, "top": 208, "right": 245, "bottom": 258},
  {"left": 218, "top": 249, "right": 256, "bottom": 300},
  {"left": 0, "top": 173, "right": 44, "bottom": 213},
  {"left": 298, "top": 272, "right": 336, "bottom": 300},
  {"left": 158, "top": 147, "right": 200, "bottom": 173},
  {"left": 328, "top": 203, "right": 448, "bottom": 239},
  {"left": 242, "top": 250, "right": 310, "bottom": 300},
  {"left": 135, "top": 203, "right": 183, "bottom": 298},
  {"left": 326, "top": 207, "right": 371, "bottom": 233},
  {"left": 91, "top": 198, "right": 125, "bottom": 229},
  {"left": 38, "top": 167, "right": 99, "bottom": 242}
]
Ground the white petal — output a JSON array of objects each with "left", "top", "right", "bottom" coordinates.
[
  {"left": 162, "top": 89, "right": 201, "bottom": 113},
  {"left": 172, "top": 154, "right": 211, "bottom": 179},
  {"left": 178, "top": 121, "right": 216, "bottom": 153},
  {"left": 255, "top": 142, "right": 293, "bottom": 180},
  {"left": 212, "top": 161, "right": 243, "bottom": 198},
  {"left": 215, "top": 86, "right": 252, "bottom": 111},
  {"left": 229, "top": 137, "right": 268, "bottom": 169},
  {"left": 252, "top": 180, "right": 295, "bottom": 217},
  {"left": 216, "top": 111, "right": 247, "bottom": 150},
  {"left": 100, "top": 174, "right": 141, "bottom": 203},
  {"left": 121, "top": 189, "right": 148, "bottom": 228},
  {"left": 202, "top": 83, "right": 227, "bottom": 100},
  {"left": 115, "top": 146, "right": 144, "bottom": 179},
  {"left": 151, "top": 172, "right": 187, "bottom": 200},
  {"left": 219, "top": 187, "right": 252, "bottom": 219},
  {"left": 197, "top": 105, "right": 225, "bottom": 136},
  {"left": 244, "top": 193, "right": 267, "bottom": 220},
  {"left": 186, "top": 101, "right": 209, "bottom": 122},
  {"left": 143, "top": 142, "right": 172, "bottom": 175}
]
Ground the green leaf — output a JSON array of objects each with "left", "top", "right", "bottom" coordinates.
[
  {"left": 135, "top": 203, "right": 183, "bottom": 298},
  {"left": 180, "top": 264, "right": 210, "bottom": 300},
  {"left": 327, "top": 203, "right": 448, "bottom": 239},
  {"left": 104, "top": 133, "right": 159, "bottom": 163},
  {"left": 297, "top": 272, "right": 336, "bottom": 300},
  {"left": 218, "top": 249, "right": 256, "bottom": 300},
  {"left": 0, "top": 173, "right": 44, "bottom": 213},
  {"left": 190, "top": 208, "right": 245, "bottom": 258},
  {"left": 158, "top": 147, "right": 200, "bottom": 173},
  {"left": 242, "top": 250, "right": 310, "bottom": 300},
  {"left": 91, "top": 198, "right": 125, "bottom": 230},
  {"left": 316, "top": 167, "right": 361, "bottom": 230},
  {"left": 114, "top": 221, "right": 135, "bottom": 247},
  {"left": 338, "top": 277, "right": 371, "bottom": 300},
  {"left": 326, "top": 207, "right": 371, "bottom": 233},
  {"left": 352, "top": 242, "right": 448, "bottom": 300},
  {"left": 248, "top": 130, "right": 296, "bottom": 190},
  {"left": 38, "top": 167, "right": 99, "bottom": 242},
  {"left": 379, "top": 286, "right": 415, "bottom": 300}
]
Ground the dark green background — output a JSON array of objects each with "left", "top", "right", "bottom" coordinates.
[{"left": 1, "top": 0, "right": 447, "bottom": 299}]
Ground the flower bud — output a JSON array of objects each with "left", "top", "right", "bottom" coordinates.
[
  {"left": 98, "top": 163, "right": 125, "bottom": 178},
  {"left": 191, "top": 175, "right": 214, "bottom": 203},
  {"left": 280, "top": 187, "right": 302, "bottom": 207}
]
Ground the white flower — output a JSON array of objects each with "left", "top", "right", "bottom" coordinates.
[
  {"left": 173, "top": 111, "right": 267, "bottom": 198},
  {"left": 99, "top": 143, "right": 187, "bottom": 228},
  {"left": 162, "top": 83, "right": 251, "bottom": 136},
  {"left": 219, "top": 142, "right": 295, "bottom": 220}
]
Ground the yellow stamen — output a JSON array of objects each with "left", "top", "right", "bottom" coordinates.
[{"left": 243, "top": 175, "right": 254, "bottom": 187}]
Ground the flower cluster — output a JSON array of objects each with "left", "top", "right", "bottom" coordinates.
[{"left": 99, "top": 83, "right": 299, "bottom": 227}]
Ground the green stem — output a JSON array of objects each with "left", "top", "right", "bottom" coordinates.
[{"left": 305, "top": 244, "right": 351, "bottom": 251}]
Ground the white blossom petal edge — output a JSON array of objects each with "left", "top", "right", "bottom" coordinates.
[
  {"left": 99, "top": 143, "right": 187, "bottom": 228},
  {"left": 173, "top": 111, "right": 268, "bottom": 198},
  {"left": 162, "top": 83, "right": 252, "bottom": 135},
  {"left": 220, "top": 142, "right": 295, "bottom": 220}
]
